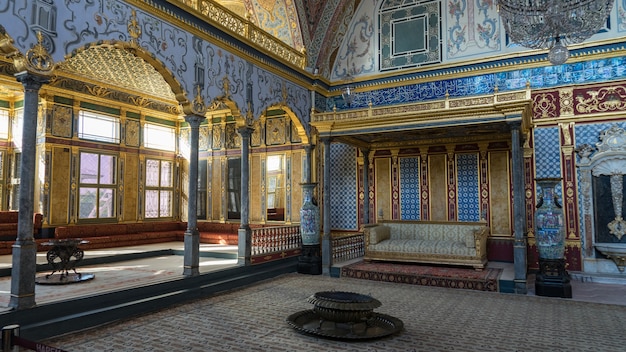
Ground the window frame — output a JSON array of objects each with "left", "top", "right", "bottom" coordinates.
[
  {"left": 144, "top": 158, "right": 175, "bottom": 219},
  {"left": 78, "top": 110, "right": 120, "bottom": 144},
  {"left": 77, "top": 151, "right": 118, "bottom": 220},
  {"left": 143, "top": 122, "right": 176, "bottom": 152}
]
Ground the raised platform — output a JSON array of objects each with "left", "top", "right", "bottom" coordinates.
[{"left": 338, "top": 260, "right": 503, "bottom": 292}]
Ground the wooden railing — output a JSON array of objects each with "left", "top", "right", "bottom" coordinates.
[
  {"left": 251, "top": 225, "right": 301, "bottom": 256},
  {"left": 332, "top": 233, "right": 364, "bottom": 263},
  {"left": 250, "top": 226, "right": 364, "bottom": 264}
]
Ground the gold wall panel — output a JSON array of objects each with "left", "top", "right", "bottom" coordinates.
[
  {"left": 123, "top": 154, "right": 139, "bottom": 222},
  {"left": 250, "top": 155, "right": 262, "bottom": 222},
  {"left": 51, "top": 105, "right": 73, "bottom": 138},
  {"left": 49, "top": 147, "right": 71, "bottom": 225},
  {"left": 211, "top": 157, "right": 222, "bottom": 220},
  {"left": 125, "top": 120, "right": 140, "bottom": 147},
  {"left": 428, "top": 154, "right": 447, "bottom": 221},
  {"left": 489, "top": 151, "right": 512, "bottom": 236},
  {"left": 291, "top": 150, "right": 303, "bottom": 223},
  {"left": 375, "top": 158, "right": 391, "bottom": 220}
]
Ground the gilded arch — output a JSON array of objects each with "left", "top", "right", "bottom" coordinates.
[
  {"left": 56, "top": 40, "right": 189, "bottom": 114},
  {"left": 261, "top": 104, "right": 310, "bottom": 145}
]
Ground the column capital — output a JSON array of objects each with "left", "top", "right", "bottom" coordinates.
[
  {"left": 508, "top": 120, "right": 522, "bottom": 131},
  {"left": 320, "top": 136, "right": 332, "bottom": 144},
  {"left": 15, "top": 71, "right": 50, "bottom": 90},
  {"left": 184, "top": 114, "right": 206, "bottom": 127},
  {"left": 237, "top": 125, "right": 254, "bottom": 137}
]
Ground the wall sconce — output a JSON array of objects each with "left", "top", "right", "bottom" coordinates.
[{"left": 341, "top": 85, "right": 354, "bottom": 107}]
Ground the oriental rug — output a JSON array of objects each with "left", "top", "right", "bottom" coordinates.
[{"left": 341, "top": 261, "right": 501, "bottom": 292}]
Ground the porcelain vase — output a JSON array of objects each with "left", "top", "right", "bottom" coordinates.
[
  {"left": 535, "top": 178, "right": 565, "bottom": 260},
  {"left": 300, "top": 183, "right": 320, "bottom": 245}
]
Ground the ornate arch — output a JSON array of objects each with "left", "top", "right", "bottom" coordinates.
[
  {"left": 57, "top": 40, "right": 189, "bottom": 113},
  {"left": 262, "top": 104, "right": 310, "bottom": 145}
]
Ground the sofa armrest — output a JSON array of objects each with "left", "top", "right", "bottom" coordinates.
[
  {"left": 364, "top": 224, "right": 390, "bottom": 246},
  {"left": 466, "top": 226, "right": 489, "bottom": 255}
]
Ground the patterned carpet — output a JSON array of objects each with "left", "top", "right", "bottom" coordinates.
[{"left": 341, "top": 261, "right": 501, "bottom": 292}]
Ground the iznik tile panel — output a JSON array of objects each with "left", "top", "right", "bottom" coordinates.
[
  {"left": 379, "top": 0, "right": 442, "bottom": 71},
  {"left": 534, "top": 127, "right": 561, "bottom": 179},
  {"left": 330, "top": 143, "right": 358, "bottom": 230},
  {"left": 574, "top": 121, "right": 626, "bottom": 147},
  {"left": 399, "top": 157, "right": 420, "bottom": 220},
  {"left": 457, "top": 153, "right": 480, "bottom": 221}
]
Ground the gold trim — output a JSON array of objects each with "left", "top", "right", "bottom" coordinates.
[{"left": 311, "top": 87, "right": 532, "bottom": 137}]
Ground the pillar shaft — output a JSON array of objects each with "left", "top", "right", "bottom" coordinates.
[
  {"left": 237, "top": 126, "right": 253, "bottom": 266},
  {"left": 361, "top": 148, "right": 370, "bottom": 225},
  {"left": 10, "top": 72, "right": 49, "bottom": 309},
  {"left": 321, "top": 137, "right": 332, "bottom": 275},
  {"left": 511, "top": 124, "right": 528, "bottom": 294},
  {"left": 183, "top": 114, "right": 205, "bottom": 277}
]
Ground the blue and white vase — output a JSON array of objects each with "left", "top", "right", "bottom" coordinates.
[
  {"left": 535, "top": 178, "right": 565, "bottom": 260},
  {"left": 300, "top": 183, "right": 320, "bottom": 245}
]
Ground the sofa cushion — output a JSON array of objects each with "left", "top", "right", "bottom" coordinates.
[
  {"left": 370, "top": 239, "right": 476, "bottom": 256},
  {"left": 368, "top": 225, "right": 390, "bottom": 244}
]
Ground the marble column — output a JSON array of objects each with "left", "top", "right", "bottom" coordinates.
[
  {"left": 320, "top": 137, "right": 332, "bottom": 275},
  {"left": 9, "top": 72, "right": 49, "bottom": 309},
  {"left": 511, "top": 123, "right": 528, "bottom": 294},
  {"left": 303, "top": 144, "right": 312, "bottom": 184},
  {"left": 183, "top": 114, "right": 205, "bottom": 277},
  {"left": 237, "top": 126, "right": 253, "bottom": 266},
  {"left": 361, "top": 148, "right": 370, "bottom": 225}
]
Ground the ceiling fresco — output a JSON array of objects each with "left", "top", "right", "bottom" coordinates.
[{"left": 214, "top": 0, "right": 356, "bottom": 78}]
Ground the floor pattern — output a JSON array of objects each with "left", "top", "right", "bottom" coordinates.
[
  {"left": 341, "top": 261, "right": 501, "bottom": 292},
  {"left": 44, "top": 273, "right": 626, "bottom": 352}
]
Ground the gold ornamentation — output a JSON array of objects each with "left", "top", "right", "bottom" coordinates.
[
  {"left": 191, "top": 85, "right": 207, "bottom": 115},
  {"left": 51, "top": 105, "right": 72, "bottom": 138},
  {"left": 85, "top": 85, "right": 111, "bottom": 98},
  {"left": 251, "top": 118, "right": 262, "bottom": 146},
  {"left": 559, "top": 122, "right": 572, "bottom": 146},
  {"left": 559, "top": 89, "right": 574, "bottom": 116},
  {"left": 222, "top": 76, "right": 231, "bottom": 97},
  {"left": 0, "top": 25, "right": 19, "bottom": 57},
  {"left": 266, "top": 117, "right": 286, "bottom": 145},
  {"left": 225, "top": 123, "right": 240, "bottom": 149},
  {"left": 13, "top": 31, "right": 54, "bottom": 75},
  {"left": 199, "top": 126, "right": 209, "bottom": 150},
  {"left": 212, "top": 124, "right": 224, "bottom": 149},
  {"left": 128, "top": 9, "right": 142, "bottom": 47},
  {"left": 59, "top": 44, "right": 176, "bottom": 100},
  {"left": 129, "top": 96, "right": 151, "bottom": 108},
  {"left": 576, "top": 86, "right": 626, "bottom": 114},
  {"left": 125, "top": 120, "right": 140, "bottom": 147},
  {"left": 532, "top": 93, "right": 557, "bottom": 119},
  {"left": 191, "top": 0, "right": 305, "bottom": 68}
]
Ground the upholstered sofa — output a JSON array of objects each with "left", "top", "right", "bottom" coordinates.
[
  {"left": 363, "top": 220, "right": 489, "bottom": 270},
  {"left": 0, "top": 211, "right": 43, "bottom": 240}
]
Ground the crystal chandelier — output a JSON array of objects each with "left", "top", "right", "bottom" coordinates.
[{"left": 498, "top": 0, "right": 614, "bottom": 65}]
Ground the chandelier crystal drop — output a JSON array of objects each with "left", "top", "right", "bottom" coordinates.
[{"left": 498, "top": 0, "right": 614, "bottom": 65}]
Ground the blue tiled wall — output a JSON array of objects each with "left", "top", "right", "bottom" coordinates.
[
  {"left": 457, "top": 153, "right": 480, "bottom": 221},
  {"left": 399, "top": 157, "right": 420, "bottom": 220},
  {"left": 329, "top": 143, "right": 358, "bottom": 230}
]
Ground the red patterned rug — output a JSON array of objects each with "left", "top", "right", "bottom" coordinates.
[{"left": 341, "top": 261, "right": 501, "bottom": 292}]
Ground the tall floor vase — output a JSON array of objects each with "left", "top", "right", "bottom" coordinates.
[
  {"left": 534, "top": 178, "right": 572, "bottom": 298},
  {"left": 298, "top": 183, "right": 321, "bottom": 275}
]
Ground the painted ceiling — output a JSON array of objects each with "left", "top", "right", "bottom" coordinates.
[{"left": 215, "top": 0, "right": 355, "bottom": 77}]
